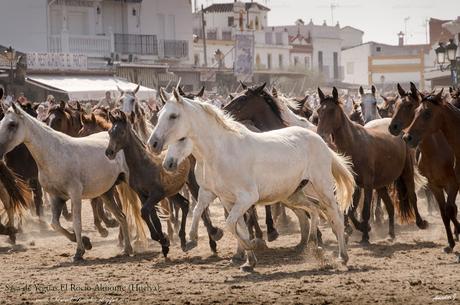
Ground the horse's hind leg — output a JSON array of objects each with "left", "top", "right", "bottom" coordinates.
[
  {"left": 90, "top": 198, "right": 108, "bottom": 238},
  {"left": 444, "top": 181, "right": 459, "bottom": 242},
  {"left": 30, "top": 179, "right": 43, "bottom": 219},
  {"left": 168, "top": 193, "right": 189, "bottom": 252},
  {"left": 292, "top": 208, "right": 309, "bottom": 251},
  {"left": 5, "top": 200, "right": 17, "bottom": 244},
  {"left": 430, "top": 185, "right": 455, "bottom": 253},
  {"left": 101, "top": 188, "right": 133, "bottom": 256},
  {"left": 50, "top": 196, "right": 76, "bottom": 241},
  {"left": 62, "top": 202, "right": 72, "bottom": 221},
  {"left": 265, "top": 206, "right": 279, "bottom": 242},
  {"left": 376, "top": 187, "right": 395, "bottom": 239},
  {"left": 247, "top": 207, "right": 266, "bottom": 249},
  {"left": 98, "top": 200, "right": 119, "bottom": 228}
]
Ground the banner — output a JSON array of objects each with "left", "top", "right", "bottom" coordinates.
[
  {"left": 234, "top": 33, "right": 254, "bottom": 77},
  {"left": 26, "top": 53, "right": 88, "bottom": 71}
]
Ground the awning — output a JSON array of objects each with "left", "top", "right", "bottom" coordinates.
[{"left": 26, "top": 75, "right": 156, "bottom": 101}]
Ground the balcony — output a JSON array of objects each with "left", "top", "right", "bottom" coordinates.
[
  {"left": 114, "top": 34, "right": 158, "bottom": 55},
  {"left": 158, "top": 40, "right": 189, "bottom": 59},
  {"left": 48, "top": 34, "right": 112, "bottom": 57}
]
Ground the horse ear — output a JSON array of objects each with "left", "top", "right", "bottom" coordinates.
[
  {"left": 436, "top": 88, "right": 444, "bottom": 101},
  {"left": 75, "top": 101, "right": 82, "bottom": 111},
  {"left": 397, "top": 83, "right": 405, "bottom": 97},
  {"left": 359, "top": 86, "right": 364, "bottom": 96},
  {"left": 229, "top": 94, "right": 234, "bottom": 100},
  {"left": 197, "top": 86, "right": 205, "bottom": 97},
  {"left": 178, "top": 86, "right": 186, "bottom": 96},
  {"left": 299, "top": 95, "right": 308, "bottom": 103},
  {"left": 380, "top": 94, "right": 388, "bottom": 102},
  {"left": 159, "top": 88, "right": 167, "bottom": 104},
  {"left": 254, "top": 82, "right": 266, "bottom": 94},
  {"left": 240, "top": 81, "right": 247, "bottom": 90},
  {"left": 80, "top": 113, "right": 87, "bottom": 124},
  {"left": 12, "top": 103, "right": 21, "bottom": 115},
  {"left": 173, "top": 89, "right": 183, "bottom": 104},
  {"left": 317, "top": 87, "right": 325, "bottom": 102},
  {"left": 59, "top": 100, "right": 66, "bottom": 110},
  {"left": 272, "top": 87, "right": 278, "bottom": 98},
  {"left": 133, "top": 84, "right": 140, "bottom": 94},
  {"left": 116, "top": 85, "right": 124, "bottom": 95},
  {"left": 449, "top": 86, "right": 453, "bottom": 94},
  {"left": 0, "top": 88, "right": 3, "bottom": 100},
  {"left": 108, "top": 111, "right": 116, "bottom": 123},
  {"left": 332, "top": 87, "right": 339, "bottom": 101},
  {"left": 371, "top": 85, "right": 376, "bottom": 95}
]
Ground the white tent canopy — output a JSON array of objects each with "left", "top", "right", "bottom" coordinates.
[{"left": 26, "top": 75, "right": 156, "bottom": 101}]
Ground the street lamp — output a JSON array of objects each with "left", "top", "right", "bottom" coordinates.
[
  {"left": 3, "top": 46, "right": 16, "bottom": 95},
  {"left": 435, "top": 39, "right": 459, "bottom": 87}
]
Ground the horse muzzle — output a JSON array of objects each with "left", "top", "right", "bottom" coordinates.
[
  {"left": 163, "top": 157, "right": 178, "bottom": 172},
  {"left": 402, "top": 133, "right": 419, "bottom": 148},
  {"left": 148, "top": 136, "right": 164, "bottom": 154},
  {"left": 105, "top": 148, "right": 116, "bottom": 160}
]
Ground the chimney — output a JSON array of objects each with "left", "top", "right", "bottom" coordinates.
[{"left": 398, "top": 31, "right": 404, "bottom": 46}]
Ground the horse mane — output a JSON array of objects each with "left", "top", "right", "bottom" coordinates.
[
  {"left": 190, "top": 98, "right": 245, "bottom": 133},
  {"left": 274, "top": 94, "right": 316, "bottom": 129}
]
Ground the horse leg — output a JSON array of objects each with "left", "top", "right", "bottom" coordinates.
[
  {"left": 376, "top": 187, "right": 395, "bottom": 239},
  {"left": 445, "top": 181, "right": 459, "bottom": 243},
  {"left": 142, "top": 191, "right": 169, "bottom": 258},
  {"left": 292, "top": 208, "right": 310, "bottom": 251},
  {"left": 185, "top": 188, "right": 217, "bottom": 252},
  {"left": 90, "top": 198, "right": 108, "bottom": 238},
  {"left": 246, "top": 206, "right": 266, "bottom": 249},
  {"left": 164, "top": 199, "right": 175, "bottom": 243},
  {"left": 347, "top": 187, "right": 362, "bottom": 234},
  {"left": 265, "top": 205, "right": 279, "bottom": 242},
  {"left": 98, "top": 201, "right": 119, "bottom": 228},
  {"left": 101, "top": 188, "right": 133, "bottom": 256},
  {"left": 429, "top": 185, "right": 455, "bottom": 253},
  {"left": 5, "top": 201, "right": 17, "bottom": 244},
  {"left": 360, "top": 187, "right": 373, "bottom": 245},
  {"left": 62, "top": 202, "right": 72, "bottom": 222},
  {"left": 168, "top": 194, "right": 189, "bottom": 252},
  {"left": 49, "top": 196, "right": 78, "bottom": 242},
  {"left": 425, "top": 188, "right": 436, "bottom": 216},
  {"left": 70, "top": 190, "right": 89, "bottom": 262},
  {"left": 374, "top": 194, "right": 384, "bottom": 225},
  {"left": 30, "top": 179, "right": 44, "bottom": 219}
]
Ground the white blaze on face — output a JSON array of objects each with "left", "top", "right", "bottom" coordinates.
[{"left": 122, "top": 94, "right": 136, "bottom": 114}]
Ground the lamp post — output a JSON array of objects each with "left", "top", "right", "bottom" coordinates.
[
  {"left": 3, "top": 46, "right": 16, "bottom": 96},
  {"left": 435, "top": 38, "right": 459, "bottom": 87}
]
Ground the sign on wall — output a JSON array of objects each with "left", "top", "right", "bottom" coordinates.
[
  {"left": 234, "top": 33, "right": 254, "bottom": 77},
  {"left": 27, "top": 53, "right": 88, "bottom": 71}
]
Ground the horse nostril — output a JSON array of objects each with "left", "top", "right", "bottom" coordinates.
[{"left": 152, "top": 141, "right": 158, "bottom": 149}]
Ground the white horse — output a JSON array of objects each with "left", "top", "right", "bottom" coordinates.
[
  {"left": 148, "top": 90, "right": 355, "bottom": 271},
  {"left": 0, "top": 104, "right": 136, "bottom": 261}
]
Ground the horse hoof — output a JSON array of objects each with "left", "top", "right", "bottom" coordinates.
[
  {"left": 82, "top": 236, "right": 92, "bottom": 250},
  {"left": 123, "top": 248, "right": 134, "bottom": 257},
  {"left": 443, "top": 246, "right": 453, "bottom": 254},
  {"left": 98, "top": 228, "right": 109, "bottom": 238},
  {"left": 231, "top": 254, "right": 245, "bottom": 264},
  {"left": 185, "top": 240, "right": 198, "bottom": 252},
  {"left": 267, "top": 230, "right": 279, "bottom": 242},
  {"left": 240, "top": 264, "right": 255, "bottom": 273},
  {"left": 389, "top": 232, "right": 396, "bottom": 240},
  {"left": 339, "top": 254, "right": 349, "bottom": 266},
  {"left": 416, "top": 220, "right": 429, "bottom": 230},
  {"left": 252, "top": 238, "right": 268, "bottom": 250},
  {"left": 294, "top": 243, "right": 306, "bottom": 252},
  {"left": 8, "top": 234, "right": 16, "bottom": 245},
  {"left": 359, "top": 238, "right": 370, "bottom": 246},
  {"left": 180, "top": 243, "right": 187, "bottom": 252},
  {"left": 211, "top": 228, "right": 224, "bottom": 242},
  {"left": 161, "top": 245, "right": 169, "bottom": 258}
]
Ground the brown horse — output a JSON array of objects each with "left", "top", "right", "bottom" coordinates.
[
  {"left": 105, "top": 110, "right": 223, "bottom": 256},
  {"left": 289, "top": 95, "right": 313, "bottom": 120},
  {"left": 389, "top": 83, "right": 459, "bottom": 253},
  {"left": 316, "top": 87, "right": 428, "bottom": 244},
  {"left": 449, "top": 87, "right": 460, "bottom": 108},
  {"left": 378, "top": 95, "right": 398, "bottom": 118},
  {"left": 349, "top": 99, "right": 365, "bottom": 126}
]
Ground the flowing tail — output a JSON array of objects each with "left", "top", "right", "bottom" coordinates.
[
  {"left": 330, "top": 149, "right": 356, "bottom": 213},
  {"left": 117, "top": 182, "right": 148, "bottom": 242},
  {"left": 0, "top": 161, "right": 33, "bottom": 217}
]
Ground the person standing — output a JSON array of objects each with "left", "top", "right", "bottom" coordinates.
[{"left": 96, "top": 91, "right": 115, "bottom": 109}]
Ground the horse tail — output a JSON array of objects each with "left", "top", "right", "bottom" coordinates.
[
  {"left": 0, "top": 161, "right": 33, "bottom": 216},
  {"left": 330, "top": 149, "right": 355, "bottom": 213},
  {"left": 392, "top": 176, "right": 414, "bottom": 222},
  {"left": 117, "top": 182, "right": 148, "bottom": 242},
  {"left": 413, "top": 165, "right": 427, "bottom": 192}
]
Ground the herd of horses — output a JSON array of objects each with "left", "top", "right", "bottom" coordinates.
[{"left": 0, "top": 81, "right": 459, "bottom": 272}]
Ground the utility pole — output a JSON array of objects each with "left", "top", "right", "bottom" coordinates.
[{"left": 201, "top": 4, "right": 208, "bottom": 67}]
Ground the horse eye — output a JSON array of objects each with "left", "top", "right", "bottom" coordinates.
[
  {"left": 169, "top": 114, "right": 178, "bottom": 120},
  {"left": 8, "top": 122, "right": 17, "bottom": 129},
  {"left": 179, "top": 137, "right": 186, "bottom": 142}
]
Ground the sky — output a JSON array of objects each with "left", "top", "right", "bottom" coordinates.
[{"left": 195, "top": 0, "right": 460, "bottom": 45}]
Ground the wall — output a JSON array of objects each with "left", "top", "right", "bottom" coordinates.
[
  {"left": 340, "top": 27, "right": 363, "bottom": 49},
  {"left": 341, "top": 43, "right": 370, "bottom": 85},
  {"left": 0, "top": 0, "right": 48, "bottom": 52}
]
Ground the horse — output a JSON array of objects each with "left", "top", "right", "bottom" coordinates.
[
  {"left": 0, "top": 103, "right": 140, "bottom": 261},
  {"left": 43, "top": 101, "right": 84, "bottom": 137},
  {"left": 378, "top": 95, "right": 398, "bottom": 118},
  {"left": 0, "top": 161, "right": 33, "bottom": 243},
  {"left": 389, "top": 83, "right": 460, "bottom": 253},
  {"left": 449, "top": 87, "right": 460, "bottom": 108},
  {"left": 287, "top": 94, "right": 313, "bottom": 120},
  {"left": 105, "top": 109, "right": 223, "bottom": 256},
  {"left": 349, "top": 99, "right": 365, "bottom": 126},
  {"left": 316, "top": 87, "right": 428, "bottom": 244},
  {"left": 224, "top": 84, "right": 318, "bottom": 248},
  {"left": 148, "top": 89, "right": 355, "bottom": 271},
  {"left": 358, "top": 86, "right": 381, "bottom": 123}
]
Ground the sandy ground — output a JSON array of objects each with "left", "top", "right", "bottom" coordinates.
[{"left": 0, "top": 199, "right": 459, "bottom": 305}]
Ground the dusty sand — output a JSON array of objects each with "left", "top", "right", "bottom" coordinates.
[{"left": 0, "top": 200, "right": 459, "bottom": 305}]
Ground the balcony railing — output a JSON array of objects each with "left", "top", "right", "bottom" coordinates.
[
  {"left": 114, "top": 33, "right": 158, "bottom": 55},
  {"left": 48, "top": 34, "right": 112, "bottom": 57},
  {"left": 159, "top": 40, "right": 188, "bottom": 59}
]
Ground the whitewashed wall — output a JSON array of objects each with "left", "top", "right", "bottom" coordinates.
[{"left": 342, "top": 43, "right": 371, "bottom": 85}]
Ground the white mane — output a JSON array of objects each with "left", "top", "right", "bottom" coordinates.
[{"left": 273, "top": 95, "right": 316, "bottom": 131}]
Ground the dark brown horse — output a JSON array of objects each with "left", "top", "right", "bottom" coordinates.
[
  {"left": 389, "top": 83, "right": 459, "bottom": 253},
  {"left": 105, "top": 110, "right": 223, "bottom": 256},
  {"left": 316, "top": 87, "right": 428, "bottom": 244},
  {"left": 289, "top": 95, "right": 313, "bottom": 120}
]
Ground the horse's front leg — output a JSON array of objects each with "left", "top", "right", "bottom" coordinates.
[
  {"left": 70, "top": 190, "right": 88, "bottom": 262},
  {"left": 141, "top": 191, "right": 169, "bottom": 258},
  {"left": 265, "top": 205, "right": 279, "bottom": 242},
  {"left": 168, "top": 194, "right": 189, "bottom": 252},
  {"left": 360, "top": 187, "right": 373, "bottom": 245},
  {"left": 185, "top": 188, "right": 216, "bottom": 252},
  {"left": 90, "top": 198, "right": 108, "bottom": 238}
]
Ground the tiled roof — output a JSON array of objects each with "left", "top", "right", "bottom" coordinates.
[{"left": 203, "top": 2, "right": 270, "bottom": 13}]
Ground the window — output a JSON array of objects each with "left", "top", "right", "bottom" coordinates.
[
  {"left": 318, "top": 51, "right": 323, "bottom": 72},
  {"left": 294, "top": 56, "right": 299, "bottom": 66},
  {"left": 347, "top": 62, "right": 354, "bottom": 74},
  {"left": 228, "top": 17, "right": 234, "bottom": 27},
  {"left": 333, "top": 52, "right": 339, "bottom": 79},
  {"left": 279, "top": 54, "right": 283, "bottom": 68},
  {"left": 194, "top": 54, "right": 200, "bottom": 66},
  {"left": 305, "top": 56, "right": 310, "bottom": 69},
  {"left": 376, "top": 46, "right": 381, "bottom": 52},
  {"left": 267, "top": 54, "right": 272, "bottom": 69}
]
